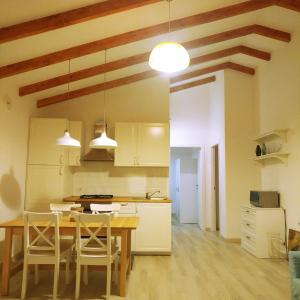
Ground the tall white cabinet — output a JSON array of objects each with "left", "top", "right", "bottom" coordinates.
[
  {"left": 114, "top": 122, "right": 170, "bottom": 167},
  {"left": 241, "top": 205, "right": 285, "bottom": 258},
  {"left": 25, "top": 118, "right": 82, "bottom": 211}
]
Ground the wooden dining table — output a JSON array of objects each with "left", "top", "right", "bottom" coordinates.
[{"left": 0, "top": 215, "right": 139, "bottom": 297}]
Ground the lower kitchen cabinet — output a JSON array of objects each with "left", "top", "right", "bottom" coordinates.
[{"left": 135, "top": 203, "right": 171, "bottom": 253}]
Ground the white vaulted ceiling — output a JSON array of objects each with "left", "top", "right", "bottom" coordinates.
[{"left": 0, "top": 0, "right": 300, "bottom": 107}]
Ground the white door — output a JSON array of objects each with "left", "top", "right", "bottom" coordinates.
[{"left": 178, "top": 158, "right": 198, "bottom": 224}]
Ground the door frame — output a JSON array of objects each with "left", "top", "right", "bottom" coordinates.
[{"left": 211, "top": 144, "right": 220, "bottom": 232}]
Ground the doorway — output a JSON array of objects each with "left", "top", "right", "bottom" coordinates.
[
  {"left": 170, "top": 147, "right": 201, "bottom": 224},
  {"left": 212, "top": 145, "right": 220, "bottom": 231}
]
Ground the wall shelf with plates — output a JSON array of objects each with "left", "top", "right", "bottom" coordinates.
[
  {"left": 252, "top": 129, "right": 290, "bottom": 165},
  {"left": 252, "top": 152, "right": 290, "bottom": 164}
]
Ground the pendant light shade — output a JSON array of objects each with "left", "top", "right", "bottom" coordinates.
[
  {"left": 56, "top": 130, "right": 81, "bottom": 148},
  {"left": 149, "top": 0, "right": 190, "bottom": 73},
  {"left": 149, "top": 41, "right": 190, "bottom": 73},
  {"left": 88, "top": 49, "right": 118, "bottom": 150},
  {"left": 89, "top": 132, "right": 117, "bottom": 149}
]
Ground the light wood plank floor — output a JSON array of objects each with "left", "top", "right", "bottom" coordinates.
[{"left": 1, "top": 218, "right": 290, "bottom": 299}]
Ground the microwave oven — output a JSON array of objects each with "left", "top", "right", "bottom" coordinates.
[{"left": 250, "top": 191, "right": 280, "bottom": 208}]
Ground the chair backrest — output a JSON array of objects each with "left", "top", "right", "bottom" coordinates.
[
  {"left": 90, "top": 203, "right": 121, "bottom": 214},
  {"left": 73, "top": 213, "right": 112, "bottom": 257},
  {"left": 24, "top": 211, "right": 60, "bottom": 256}
]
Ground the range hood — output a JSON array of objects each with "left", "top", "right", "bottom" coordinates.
[{"left": 83, "top": 123, "right": 115, "bottom": 161}]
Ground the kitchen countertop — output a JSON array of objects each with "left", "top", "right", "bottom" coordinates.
[{"left": 63, "top": 196, "right": 172, "bottom": 204}]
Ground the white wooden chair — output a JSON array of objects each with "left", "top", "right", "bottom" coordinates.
[
  {"left": 21, "top": 212, "right": 73, "bottom": 300},
  {"left": 73, "top": 212, "right": 119, "bottom": 300}
]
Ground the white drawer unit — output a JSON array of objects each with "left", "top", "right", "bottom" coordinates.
[{"left": 241, "top": 205, "right": 285, "bottom": 258}]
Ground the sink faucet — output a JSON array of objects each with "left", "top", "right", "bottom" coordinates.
[{"left": 146, "top": 190, "right": 160, "bottom": 199}]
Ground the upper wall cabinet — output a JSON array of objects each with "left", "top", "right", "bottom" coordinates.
[
  {"left": 68, "top": 121, "right": 83, "bottom": 166},
  {"left": 114, "top": 122, "right": 170, "bottom": 167},
  {"left": 28, "top": 118, "right": 68, "bottom": 166}
]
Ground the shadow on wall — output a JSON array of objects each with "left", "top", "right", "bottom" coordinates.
[{"left": 0, "top": 168, "right": 22, "bottom": 210}]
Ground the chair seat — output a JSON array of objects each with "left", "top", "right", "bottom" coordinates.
[{"left": 28, "top": 239, "right": 73, "bottom": 258}]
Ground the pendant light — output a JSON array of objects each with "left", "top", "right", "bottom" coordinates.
[
  {"left": 149, "top": 0, "right": 190, "bottom": 73},
  {"left": 89, "top": 49, "right": 118, "bottom": 149},
  {"left": 56, "top": 59, "right": 81, "bottom": 148}
]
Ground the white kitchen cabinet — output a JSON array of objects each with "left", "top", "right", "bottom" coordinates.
[
  {"left": 28, "top": 118, "right": 68, "bottom": 166},
  {"left": 114, "top": 123, "right": 137, "bottom": 166},
  {"left": 25, "top": 165, "right": 65, "bottom": 212},
  {"left": 241, "top": 205, "right": 285, "bottom": 258},
  {"left": 117, "top": 202, "right": 138, "bottom": 251},
  {"left": 114, "top": 122, "right": 170, "bottom": 167},
  {"left": 137, "top": 123, "right": 170, "bottom": 166},
  {"left": 135, "top": 203, "right": 171, "bottom": 253},
  {"left": 68, "top": 121, "right": 83, "bottom": 166}
]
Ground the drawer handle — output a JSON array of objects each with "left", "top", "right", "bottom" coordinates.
[
  {"left": 246, "top": 236, "right": 251, "bottom": 240},
  {"left": 246, "top": 210, "right": 250, "bottom": 213},
  {"left": 246, "top": 223, "right": 250, "bottom": 226},
  {"left": 121, "top": 203, "right": 128, "bottom": 206}
]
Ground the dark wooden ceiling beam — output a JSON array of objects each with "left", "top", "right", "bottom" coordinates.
[
  {"left": 19, "top": 43, "right": 271, "bottom": 96},
  {"left": 170, "top": 76, "right": 216, "bottom": 93},
  {"left": 37, "top": 70, "right": 159, "bottom": 108},
  {"left": 0, "top": 0, "right": 279, "bottom": 79},
  {"left": 0, "top": 0, "right": 163, "bottom": 44},
  {"left": 275, "top": 0, "right": 300, "bottom": 12},
  {"left": 171, "top": 62, "right": 255, "bottom": 84}
]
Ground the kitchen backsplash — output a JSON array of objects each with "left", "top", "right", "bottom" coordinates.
[{"left": 72, "top": 162, "right": 169, "bottom": 197}]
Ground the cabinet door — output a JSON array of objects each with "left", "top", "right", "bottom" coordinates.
[
  {"left": 135, "top": 203, "right": 171, "bottom": 252},
  {"left": 25, "top": 165, "right": 64, "bottom": 212},
  {"left": 68, "top": 121, "right": 82, "bottom": 166},
  {"left": 114, "top": 123, "right": 137, "bottom": 166},
  {"left": 28, "top": 118, "right": 67, "bottom": 165},
  {"left": 137, "top": 123, "right": 170, "bottom": 167}
]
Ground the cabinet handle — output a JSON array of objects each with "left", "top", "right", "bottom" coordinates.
[
  {"left": 59, "top": 154, "right": 64, "bottom": 165},
  {"left": 77, "top": 156, "right": 80, "bottom": 165},
  {"left": 59, "top": 166, "right": 63, "bottom": 176},
  {"left": 246, "top": 210, "right": 250, "bottom": 214},
  {"left": 246, "top": 236, "right": 250, "bottom": 240},
  {"left": 246, "top": 223, "right": 250, "bottom": 226},
  {"left": 121, "top": 203, "right": 128, "bottom": 206}
]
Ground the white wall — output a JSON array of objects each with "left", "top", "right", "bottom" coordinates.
[
  {"left": 255, "top": 28, "right": 300, "bottom": 232},
  {"left": 170, "top": 84, "right": 211, "bottom": 147},
  {"left": 207, "top": 72, "right": 226, "bottom": 234},
  {"left": 224, "top": 70, "right": 260, "bottom": 238},
  {"left": 0, "top": 79, "right": 37, "bottom": 261}
]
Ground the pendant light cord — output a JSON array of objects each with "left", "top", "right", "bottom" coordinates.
[
  {"left": 168, "top": 0, "right": 171, "bottom": 41},
  {"left": 103, "top": 49, "right": 107, "bottom": 133}
]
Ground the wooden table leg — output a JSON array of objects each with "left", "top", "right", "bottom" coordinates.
[
  {"left": 120, "top": 230, "right": 128, "bottom": 297},
  {"left": 1, "top": 228, "right": 13, "bottom": 296},
  {"left": 127, "top": 230, "right": 131, "bottom": 275}
]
